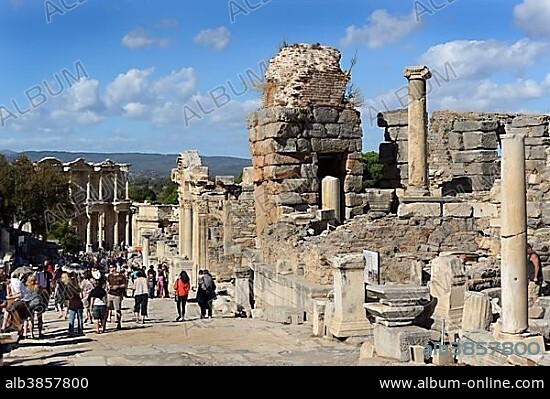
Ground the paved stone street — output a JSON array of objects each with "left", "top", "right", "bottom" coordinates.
[{"left": 3, "top": 296, "right": 370, "bottom": 366}]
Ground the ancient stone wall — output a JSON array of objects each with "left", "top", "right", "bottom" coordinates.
[
  {"left": 249, "top": 45, "right": 363, "bottom": 243},
  {"left": 263, "top": 44, "right": 349, "bottom": 108}
]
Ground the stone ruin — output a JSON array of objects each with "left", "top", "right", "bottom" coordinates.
[{"left": 162, "top": 43, "right": 550, "bottom": 365}]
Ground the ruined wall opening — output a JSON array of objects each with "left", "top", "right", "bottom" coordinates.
[{"left": 318, "top": 153, "right": 346, "bottom": 220}]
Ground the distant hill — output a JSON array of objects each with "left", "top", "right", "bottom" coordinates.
[{"left": 0, "top": 150, "right": 251, "bottom": 179}]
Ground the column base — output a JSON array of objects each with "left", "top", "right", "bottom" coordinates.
[
  {"left": 329, "top": 319, "right": 373, "bottom": 338},
  {"left": 405, "top": 186, "right": 429, "bottom": 197},
  {"left": 86, "top": 245, "right": 93, "bottom": 253}
]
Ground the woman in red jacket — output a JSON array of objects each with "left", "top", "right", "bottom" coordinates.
[{"left": 173, "top": 271, "right": 190, "bottom": 322}]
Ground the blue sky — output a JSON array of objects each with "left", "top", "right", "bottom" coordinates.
[{"left": 0, "top": 0, "right": 549, "bottom": 158}]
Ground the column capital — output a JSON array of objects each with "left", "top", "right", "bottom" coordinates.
[
  {"left": 329, "top": 253, "right": 365, "bottom": 270},
  {"left": 183, "top": 200, "right": 193, "bottom": 210},
  {"left": 404, "top": 65, "right": 432, "bottom": 80}
]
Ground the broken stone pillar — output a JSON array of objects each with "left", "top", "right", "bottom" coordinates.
[
  {"left": 500, "top": 134, "right": 528, "bottom": 335},
  {"left": 142, "top": 232, "right": 151, "bottom": 268},
  {"left": 410, "top": 260, "right": 424, "bottom": 286},
  {"left": 234, "top": 266, "right": 252, "bottom": 315},
  {"left": 429, "top": 255, "right": 467, "bottom": 331},
  {"left": 365, "top": 285, "right": 431, "bottom": 362},
  {"left": 403, "top": 66, "right": 432, "bottom": 196},
  {"left": 461, "top": 291, "right": 492, "bottom": 331},
  {"left": 329, "top": 254, "right": 372, "bottom": 337},
  {"left": 313, "top": 300, "right": 327, "bottom": 337},
  {"left": 321, "top": 176, "right": 341, "bottom": 222}
]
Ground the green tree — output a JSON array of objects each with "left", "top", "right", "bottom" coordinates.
[
  {"left": 360, "top": 151, "right": 384, "bottom": 189},
  {"left": 0, "top": 155, "right": 15, "bottom": 225},
  {"left": 11, "top": 155, "right": 71, "bottom": 238},
  {"left": 49, "top": 222, "right": 81, "bottom": 254},
  {"left": 128, "top": 185, "right": 157, "bottom": 203},
  {"left": 157, "top": 181, "right": 178, "bottom": 204},
  {"left": 235, "top": 170, "right": 243, "bottom": 184}
]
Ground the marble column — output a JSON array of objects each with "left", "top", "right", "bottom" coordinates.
[
  {"left": 98, "top": 211, "right": 105, "bottom": 249},
  {"left": 198, "top": 214, "right": 208, "bottom": 270},
  {"left": 329, "top": 253, "right": 372, "bottom": 337},
  {"left": 500, "top": 134, "right": 528, "bottom": 334},
  {"left": 125, "top": 212, "right": 131, "bottom": 248},
  {"left": 125, "top": 172, "right": 129, "bottom": 200},
  {"left": 86, "top": 211, "right": 93, "bottom": 253},
  {"left": 98, "top": 174, "right": 103, "bottom": 201},
  {"left": 404, "top": 66, "right": 432, "bottom": 195},
  {"left": 113, "top": 172, "right": 118, "bottom": 201},
  {"left": 113, "top": 211, "right": 119, "bottom": 249},
  {"left": 183, "top": 201, "right": 193, "bottom": 259},
  {"left": 142, "top": 233, "right": 151, "bottom": 268},
  {"left": 321, "top": 176, "right": 341, "bottom": 222}
]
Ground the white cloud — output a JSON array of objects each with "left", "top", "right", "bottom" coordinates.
[
  {"left": 60, "top": 78, "right": 101, "bottom": 112},
  {"left": 153, "top": 68, "right": 196, "bottom": 100},
  {"left": 103, "top": 68, "right": 155, "bottom": 110},
  {"left": 193, "top": 26, "right": 231, "bottom": 50},
  {"left": 514, "top": 0, "right": 550, "bottom": 36},
  {"left": 419, "top": 39, "right": 549, "bottom": 80},
  {"left": 340, "top": 9, "right": 418, "bottom": 48},
  {"left": 123, "top": 102, "right": 149, "bottom": 119},
  {"left": 122, "top": 28, "right": 170, "bottom": 49}
]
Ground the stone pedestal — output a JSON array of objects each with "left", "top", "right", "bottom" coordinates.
[
  {"left": 429, "top": 255, "right": 467, "bottom": 331},
  {"left": 329, "top": 254, "right": 372, "bottom": 337},
  {"left": 234, "top": 266, "right": 252, "bottom": 315},
  {"left": 321, "top": 176, "right": 341, "bottom": 223},
  {"left": 366, "top": 284, "right": 431, "bottom": 362},
  {"left": 500, "top": 135, "right": 528, "bottom": 334},
  {"left": 374, "top": 324, "right": 431, "bottom": 362},
  {"left": 404, "top": 66, "right": 432, "bottom": 196},
  {"left": 461, "top": 291, "right": 492, "bottom": 331}
]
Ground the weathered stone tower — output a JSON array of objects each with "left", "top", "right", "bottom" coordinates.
[{"left": 247, "top": 43, "right": 364, "bottom": 239}]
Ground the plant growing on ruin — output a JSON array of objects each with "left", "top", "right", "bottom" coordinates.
[{"left": 361, "top": 151, "right": 383, "bottom": 189}]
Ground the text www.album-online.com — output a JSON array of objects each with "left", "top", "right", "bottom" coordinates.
[{"left": 380, "top": 377, "right": 544, "bottom": 389}]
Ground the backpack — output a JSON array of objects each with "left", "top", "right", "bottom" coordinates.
[{"left": 28, "top": 289, "right": 48, "bottom": 313}]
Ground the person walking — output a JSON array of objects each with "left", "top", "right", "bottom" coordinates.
[
  {"left": 25, "top": 275, "right": 48, "bottom": 339},
  {"left": 527, "top": 243, "right": 543, "bottom": 296},
  {"left": 106, "top": 265, "right": 127, "bottom": 330},
  {"left": 133, "top": 270, "right": 149, "bottom": 324},
  {"left": 173, "top": 271, "right": 190, "bottom": 322},
  {"left": 67, "top": 281, "right": 84, "bottom": 336},
  {"left": 157, "top": 267, "right": 165, "bottom": 298},
  {"left": 88, "top": 279, "right": 108, "bottom": 334},
  {"left": 80, "top": 270, "right": 94, "bottom": 325},
  {"left": 197, "top": 270, "right": 216, "bottom": 319},
  {"left": 147, "top": 265, "right": 157, "bottom": 299}
]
